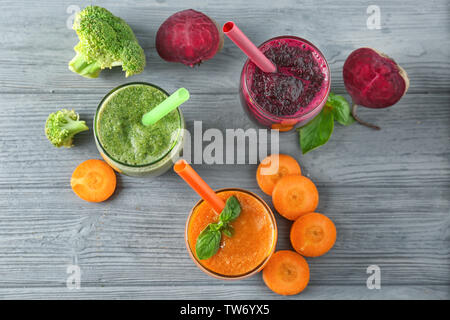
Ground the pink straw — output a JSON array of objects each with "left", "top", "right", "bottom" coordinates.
[{"left": 223, "top": 21, "right": 276, "bottom": 73}]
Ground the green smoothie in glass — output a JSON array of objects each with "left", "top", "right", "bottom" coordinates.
[{"left": 94, "top": 82, "right": 185, "bottom": 177}]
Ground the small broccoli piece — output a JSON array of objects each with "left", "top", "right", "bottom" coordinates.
[
  {"left": 68, "top": 6, "right": 146, "bottom": 78},
  {"left": 45, "top": 109, "right": 89, "bottom": 148}
]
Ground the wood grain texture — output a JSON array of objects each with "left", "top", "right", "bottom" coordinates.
[
  {"left": 0, "top": 0, "right": 448, "bottom": 94},
  {"left": 0, "top": 0, "right": 449, "bottom": 300},
  {"left": 1, "top": 93, "right": 449, "bottom": 188},
  {"left": 0, "top": 185, "right": 448, "bottom": 287},
  {"left": 0, "top": 285, "right": 448, "bottom": 300}
]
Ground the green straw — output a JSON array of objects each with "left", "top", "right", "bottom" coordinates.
[{"left": 142, "top": 88, "right": 190, "bottom": 126}]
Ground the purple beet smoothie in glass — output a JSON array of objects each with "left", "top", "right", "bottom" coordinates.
[{"left": 240, "top": 36, "right": 330, "bottom": 129}]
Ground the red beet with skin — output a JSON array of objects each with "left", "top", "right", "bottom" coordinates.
[
  {"left": 343, "top": 48, "right": 409, "bottom": 129},
  {"left": 156, "top": 9, "right": 223, "bottom": 67}
]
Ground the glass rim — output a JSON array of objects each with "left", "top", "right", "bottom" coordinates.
[
  {"left": 185, "top": 188, "right": 278, "bottom": 280},
  {"left": 94, "top": 82, "right": 184, "bottom": 168},
  {"left": 242, "top": 35, "right": 331, "bottom": 121}
]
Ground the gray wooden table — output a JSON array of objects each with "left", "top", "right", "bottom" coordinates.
[{"left": 0, "top": 0, "right": 448, "bottom": 300}]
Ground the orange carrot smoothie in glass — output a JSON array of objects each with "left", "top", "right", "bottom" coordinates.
[{"left": 186, "top": 188, "right": 277, "bottom": 279}]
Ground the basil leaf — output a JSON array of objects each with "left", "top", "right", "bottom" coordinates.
[
  {"left": 222, "top": 224, "right": 234, "bottom": 238},
  {"left": 299, "top": 106, "right": 334, "bottom": 154},
  {"left": 195, "top": 197, "right": 242, "bottom": 260},
  {"left": 195, "top": 227, "right": 221, "bottom": 260},
  {"left": 219, "top": 196, "right": 241, "bottom": 223},
  {"left": 327, "top": 93, "right": 355, "bottom": 126},
  {"left": 209, "top": 222, "right": 222, "bottom": 231}
]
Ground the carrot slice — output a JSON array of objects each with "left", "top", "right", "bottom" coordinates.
[
  {"left": 71, "top": 159, "right": 116, "bottom": 202},
  {"left": 262, "top": 250, "right": 310, "bottom": 295},
  {"left": 272, "top": 175, "right": 318, "bottom": 220},
  {"left": 256, "top": 154, "right": 301, "bottom": 196},
  {"left": 290, "top": 213, "right": 336, "bottom": 257},
  {"left": 271, "top": 123, "right": 294, "bottom": 132}
]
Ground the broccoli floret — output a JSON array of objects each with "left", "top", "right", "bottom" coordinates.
[
  {"left": 68, "top": 6, "right": 146, "bottom": 78},
  {"left": 45, "top": 109, "right": 89, "bottom": 148}
]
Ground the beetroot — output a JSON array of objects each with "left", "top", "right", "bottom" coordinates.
[
  {"left": 343, "top": 48, "right": 409, "bottom": 129},
  {"left": 156, "top": 9, "right": 223, "bottom": 67}
]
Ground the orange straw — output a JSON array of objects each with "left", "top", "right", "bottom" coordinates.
[{"left": 174, "top": 159, "right": 225, "bottom": 213}]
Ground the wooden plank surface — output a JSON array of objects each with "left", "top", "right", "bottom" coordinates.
[
  {"left": 0, "top": 0, "right": 448, "bottom": 95},
  {"left": 0, "top": 0, "right": 449, "bottom": 300}
]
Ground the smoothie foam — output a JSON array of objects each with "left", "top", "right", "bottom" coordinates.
[
  {"left": 245, "top": 38, "right": 329, "bottom": 117},
  {"left": 96, "top": 83, "right": 182, "bottom": 166}
]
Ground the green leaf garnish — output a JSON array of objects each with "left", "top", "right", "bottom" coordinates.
[
  {"left": 209, "top": 222, "right": 222, "bottom": 232},
  {"left": 222, "top": 224, "right": 235, "bottom": 238},
  {"left": 195, "top": 196, "right": 241, "bottom": 260},
  {"left": 327, "top": 93, "right": 355, "bottom": 126},
  {"left": 219, "top": 196, "right": 241, "bottom": 223},
  {"left": 195, "top": 228, "right": 221, "bottom": 260},
  {"left": 298, "top": 93, "right": 354, "bottom": 154},
  {"left": 299, "top": 105, "right": 334, "bottom": 154}
]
